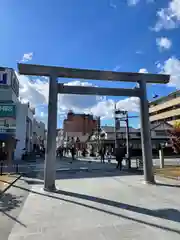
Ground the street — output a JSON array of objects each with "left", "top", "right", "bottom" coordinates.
[{"left": 4, "top": 156, "right": 180, "bottom": 173}]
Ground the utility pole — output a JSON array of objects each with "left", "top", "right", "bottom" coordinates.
[
  {"left": 125, "top": 112, "right": 131, "bottom": 168},
  {"left": 114, "top": 103, "right": 118, "bottom": 149},
  {"left": 114, "top": 103, "right": 121, "bottom": 149},
  {"left": 96, "top": 116, "right": 100, "bottom": 153}
]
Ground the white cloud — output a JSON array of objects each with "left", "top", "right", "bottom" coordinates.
[
  {"left": 59, "top": 81, "right": 102, "bottom": 112},
  {"left": 116, "top": 97, "right": 139, "bottom": 112},
  {"left": 127, "top": 0, "right": 140, "bottom": 6},
  {"left": 157, "top": 57, "right": 180, "bottom": 89},
  {"left": 136, "top": 50, "right": 143, "bottom": 55},
  {"left": 153, "top": 0, "right": 180, "bottom": 31},
  {"left": 91, "top": 97, "right": 139, "bottom": 119},
  {"left": 113, "top": 65, "right": 121, "bottom": 71},
  {"left": 109, "top": 1, "right": 117, "bottom": 9},
  {"left": 16, "top": 73, "right": 48, "bottom": 106},
  {"left": 139, "top": 68, "right": 148, "bottom": 73},
  {"left": 21, "top": 52, "right": 33, "bottom": 62},
  {"left": 16, "top": 73, "right": 140, "bottom": 123},
  {"left": 156, "top": 37, "right": 172, "bottom": 50}
]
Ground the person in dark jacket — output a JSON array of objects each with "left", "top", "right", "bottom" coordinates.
[
  {"left": 71, "top": 145, "right": 76, "bottom": 160},
  {"left": 115, "top": 145, "right": 126, "bottom": 170},
  {"left": 99, "top": 147, "right": 105, "bottom": 163}
]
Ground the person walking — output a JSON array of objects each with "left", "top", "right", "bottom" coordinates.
[
  {"left": 115, "top": 145, "right": 125, "bottom": 170},
  {"left": 71, "top": 145, "right": 76, "bottom": 161},
  {"left": 99, "top": 147, "right": 105, "bottom": 163},
  {"left": 107, "top": 147, "right": 112, "bottom": 163}
]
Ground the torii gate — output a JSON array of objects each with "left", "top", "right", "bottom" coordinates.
[{"left": 18, "top": 63, "right": 169, "bottom": 191}]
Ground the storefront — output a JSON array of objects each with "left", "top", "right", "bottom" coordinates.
[
  {"left": 0, "top": 104, "right": 16, "bottom": 163},
  {"left": 0, "top": 133, "right": 17, "bottom": 161}
]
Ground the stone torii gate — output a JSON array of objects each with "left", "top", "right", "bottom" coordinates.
[{"left": 18, "top": 63, "right": 169, "bottom": 191}]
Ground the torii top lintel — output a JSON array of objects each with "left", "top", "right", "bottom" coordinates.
[{"left": 18, "top": 63, "right": 169, "bottom": 84}]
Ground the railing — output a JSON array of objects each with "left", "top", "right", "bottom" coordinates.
[{"left": 0, "top": 162, "right": 33, "bottom": 175}]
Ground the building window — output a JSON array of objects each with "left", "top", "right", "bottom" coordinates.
[{"left": 11, "top": 73, "right": 19, "bottom": 97}]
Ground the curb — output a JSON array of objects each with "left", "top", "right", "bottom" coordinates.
[
  {"left": 155, "top": 174, "right": 180, "bottom": 181},
  {"left": 56, "top": 168, "right": 121, "bottom": 174},
  {"left": 0, "top": 175, "right": 21, "bottom": 196}
]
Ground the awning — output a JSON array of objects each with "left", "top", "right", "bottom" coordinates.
[{"left": 0, "top": 133, "right": 15, "bottom": 141}]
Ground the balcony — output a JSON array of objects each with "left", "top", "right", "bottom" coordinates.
[
  {"left": 149, "top": 96, "right": 180, "bottom": 113},
  {"left": 150, "top": 108, "right": 180, "bottom": 122}
]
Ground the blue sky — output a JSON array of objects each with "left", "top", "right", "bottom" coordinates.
[{"left": 0, "top": 0, "right": 180, "bottom": 128}]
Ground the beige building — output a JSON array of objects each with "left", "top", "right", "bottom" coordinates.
[{"left": 149, "top": 90, "right": 180, "bottom": 126}]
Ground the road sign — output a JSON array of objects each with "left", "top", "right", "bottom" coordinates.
[{"left": 0, "top": 104, "right": 16, "bottom": 118}]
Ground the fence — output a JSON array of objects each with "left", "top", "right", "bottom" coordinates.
[{"left": 0, "top": 162, "right": 35, "bottom": 175}]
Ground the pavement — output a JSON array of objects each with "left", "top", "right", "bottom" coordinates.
[
  {"left": 2, "top": 170, "right": 180, "bottom": 239},
  {"left": 0, "top": 175, "right": 20, "bottom": 193},
  {"left": 0, "top": 178, "right": 30, "bottom": 240},
  {"left": 8, "top": 155, "right": 180, "bottom": 171}
]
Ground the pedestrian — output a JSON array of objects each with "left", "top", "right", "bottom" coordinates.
[
  {"left": 107, "top": 147, "right": 112, "bottom": 163},
  {"left": 115, "top": 145, "right": 125, "bottom": 170},
  {"left": 71, "top": 145, "right": 75, "bottom": 160},
  {"left": 99, "top": 147, "right": 105, "bottom": 163}
]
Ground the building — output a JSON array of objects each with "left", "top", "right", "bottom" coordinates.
[
  {"left": 0, "top": 66, "right": 46, "bottom": 161},
  {"left": 63, "top": 111, "right": 99, "bottom": 149},
  {"left": 88, "top": 122, "right": 173, "bottom": 155},
  {"left": 0, "top": 67, "right": 19, "bottom": 103},
  {"left": 15, "top": 104, "right": 46, "bottom": 159},
  {"left": 32, "top": 119, "right": 46, "bottom": 145},
  {"left": 0, "top": 67, "right": 19, "bottom": 163},
  {"left": 15, "top": 102, "right": 34, "bottom": 159},
  {"left": 149, "top": 90, "right": 180, "bottom": 126},
  {"left": 63, "top": 111, "right": 99, "bottom": 134}
]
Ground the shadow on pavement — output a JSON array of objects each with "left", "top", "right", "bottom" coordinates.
[
  {"left": 0, "top": 191, "right": 26, "bottom": 227},
  {"left": 4, "top": 181, "right": 180, "bottom": 235},
  {"left": 56, "top": 189, "right": 180, "bottom": 224},
  {"left": 22, "top": 168, "right": 143, "bottom": 183}
]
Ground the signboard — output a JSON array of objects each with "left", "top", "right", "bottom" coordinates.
[
  {"left": 115, "top": 118, "right": 120, "bottom": 130},
  {"left": 0, "top": 71, "right": 7, "bottom": 85},
  {"left": 0, "top": 104, "right": 16, "bottom": 118},
  {"left": 0, "top": 128, "right": 16, "bottom": 134}
]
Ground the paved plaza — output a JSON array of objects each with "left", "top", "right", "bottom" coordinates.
[
  {"left": 3, "top": 170, "right": 180, "bottom": 240},
  {"left": 6, "top": 156, "right": 180, "bottom": 175}
]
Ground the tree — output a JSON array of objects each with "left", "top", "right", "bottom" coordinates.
[{"left": 168, "top": 121, "right": 180, "bottom": 154}]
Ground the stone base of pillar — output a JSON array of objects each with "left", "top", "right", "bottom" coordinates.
[
  {"left": 142, "top": 179, "right": 156, "bottom": 185},
  {"left": 44, "top": 183, "right": 57, "bottom": 192}
]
